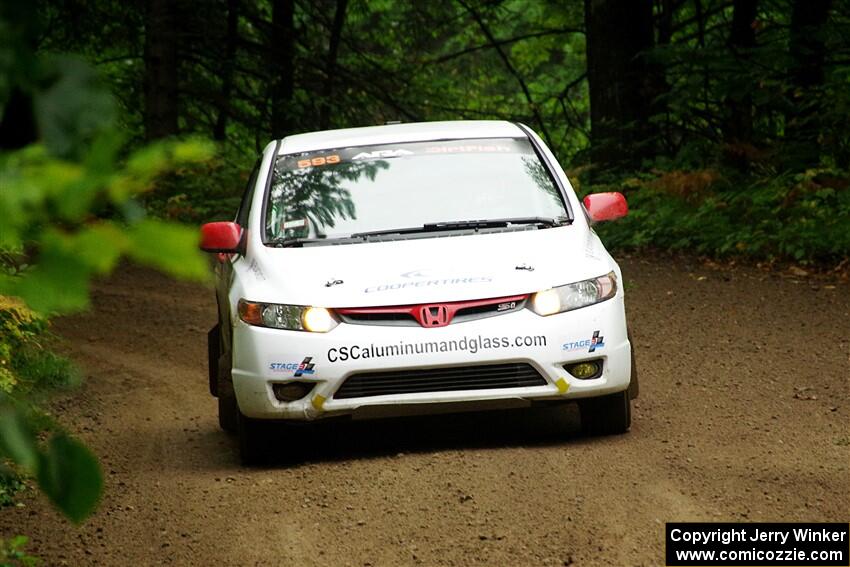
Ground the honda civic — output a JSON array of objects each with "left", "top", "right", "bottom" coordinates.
[{"left": 200, "top": 120, "right": 637, "bottom": 464}]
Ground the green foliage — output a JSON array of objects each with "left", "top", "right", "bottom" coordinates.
[
  {"left": 12, "top": 349, "right": 80, "bottom": 395},
  {"left": 0, "top": 408, "right": 39, "bottom": 474},
  {"left": 35, "top": 432, "right": 102, "bottom": 524},
  {"left": 0, "top": 137, "right": 214, "bottom": 314},
  {"left": 142, "top": 157, "right": 245, "bottom": 223},
  {"left": 24, "top": 0, "right": 848, "bottom": 264},
  {"left": 34, "top": 56, "right": 117, "bottom": 161},
  {"left": 0, "top": 3, "right": 218, "bottom": 530},
  {"left": 0, "top": 294, "right": 81, "bottom": 512},
  {"left": 0, "top": 298, "right": 47, "bottom": 394},
  {"left": 0, "top": 403, "right": 102, "bottom": 525},
  {"left": 0, "top": 473, "right": 25, "bottom": 508},
  {"left": 590, "top": 167, "right": 850, "bottom": 264},
  {"left": 0, "top": 535, "right": 39, "bottom": 567}
]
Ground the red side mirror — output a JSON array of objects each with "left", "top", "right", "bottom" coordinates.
[
  {"left": 200, "top": 222, "right": 243, "bottom": 253},
  {"left": 583, "top": 192, "right": 628, "bottom": 222}
]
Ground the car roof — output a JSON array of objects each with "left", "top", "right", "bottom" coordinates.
[{"left": 277, "top": 120, "right": 527, "bottom": 155}]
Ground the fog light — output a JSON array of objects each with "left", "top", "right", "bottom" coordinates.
[
  {"left": 565, "top": 360, "right": 602, "bottom": 380},
  {"left": 272, "top": 381, "right": 314, "bottom": 402}
]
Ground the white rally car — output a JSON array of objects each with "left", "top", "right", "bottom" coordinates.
[{"left": 200, "top": 120, "right": 637, "bottom": 463}]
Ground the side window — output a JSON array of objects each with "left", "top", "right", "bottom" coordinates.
[{"left": 235, "top": 159, "right": 261, "bottom": 227}]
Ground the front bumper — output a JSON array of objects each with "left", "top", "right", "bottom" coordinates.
[{"left": 231, "top": 297, "right": 632, "bottom": 420}]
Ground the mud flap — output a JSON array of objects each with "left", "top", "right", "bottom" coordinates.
[
  {"left": 627, "top": 331, "right": 639, "bottom": 400},
  {"left": 208, "top": 325, "right": 220, "bottom": 397}
]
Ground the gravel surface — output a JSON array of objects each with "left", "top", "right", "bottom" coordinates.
[{"left": 1, "top": 255, "right": 848, "bottom": 566}]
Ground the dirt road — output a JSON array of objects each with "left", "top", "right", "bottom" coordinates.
[{"left": 2, "top": 256, "right": 848, "bottom": 566}]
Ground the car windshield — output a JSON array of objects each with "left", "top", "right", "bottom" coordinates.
[{"left": 265, "top": 137, "right": 569, "bottom": 244}]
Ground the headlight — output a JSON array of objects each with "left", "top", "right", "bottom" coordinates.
[
  {"left": 529, "top": 272, "right": 617, "bottom": 316},
  {"left": 237, "top": 300, "right": 338, "bottom": 332},
  {"left": 301, "top": 306, "right": 337, "bottom": 332}
]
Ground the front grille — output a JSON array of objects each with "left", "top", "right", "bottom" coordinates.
[
  {"left": 334, "top": 363, "right": 547, "bottom": 399},
  {"left": 340, "top": 312, "right": 416, "bottom": 325},
  {"left": 336, "top": 296, "right": 527, "bottom": 327}
]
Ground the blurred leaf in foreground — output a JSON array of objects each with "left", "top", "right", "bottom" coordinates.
[{"left": 36, "top": 433, "right": 102, "bottom": 525}]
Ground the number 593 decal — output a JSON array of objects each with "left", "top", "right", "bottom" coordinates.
[{"left": 297, "top": 154, "right": 340, "bottom": 168}]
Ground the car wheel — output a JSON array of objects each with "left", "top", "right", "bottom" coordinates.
[{"left": 579, "top": 390, "right": 631, "bottom": 436}]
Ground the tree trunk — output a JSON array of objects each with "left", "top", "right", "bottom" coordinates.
[
  {"left": 143, "top": 0, "right": 180, "bottom": 140},
  {"left": 786, "top": 0, "right": 832, "bottom": 168},
  {"left": 723, "top": 0, "right": 757, "bottom": 147},
  {"left": 319, "top": 0, "right": 349, "bottom": 131},
  {"left": 0, "top": 89, "right": 37, "bottom": 150},
  {"left": 652, "top": 0, "right": 674, "bottom": 152},
  {"left": 270, "top": 0, "right": 295, "bottom": 139},
  {"left": 657, "top": 0, "right": 673, "bottom": 45},
  {"left": 695, "top": 0, "right": 709, "bottom": 106},
  {"left": 214, "top": 0, "right": 239, "bottom": 141},
  {"left": 584, "top": 0, "right": 655, "bottom": 171}
]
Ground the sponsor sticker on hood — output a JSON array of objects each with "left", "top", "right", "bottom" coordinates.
[{"left": 364, "top": 268, "right": 493, "bottom": 294}]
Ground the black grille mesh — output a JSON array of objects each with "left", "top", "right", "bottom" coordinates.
[{"left": 334, "top": 363, "right": 547, "bottom": 399}]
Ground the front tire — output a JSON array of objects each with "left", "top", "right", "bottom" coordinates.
[{"left": 579, "top": 390, "right": 631, "bottom": 436}]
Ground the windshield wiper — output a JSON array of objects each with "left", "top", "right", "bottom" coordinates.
[
  {"left": 348, "top": 226, "right": 430, "bottom": 239},
  {"left": 270, "top": 216, "right": 571, "bottom": 246},
  {"left": 424, "top": 216, "right": 570, "bottom": 231},
  {"left": 349, "top": 216, "right": 570, "bottom": 240},
  {"left": 269, "top": 237, "right": 324, "bottom": 248}
]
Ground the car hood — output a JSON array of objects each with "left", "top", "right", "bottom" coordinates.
[{"left": 244, "top": 226, "right": 613, "bottom": 307}]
